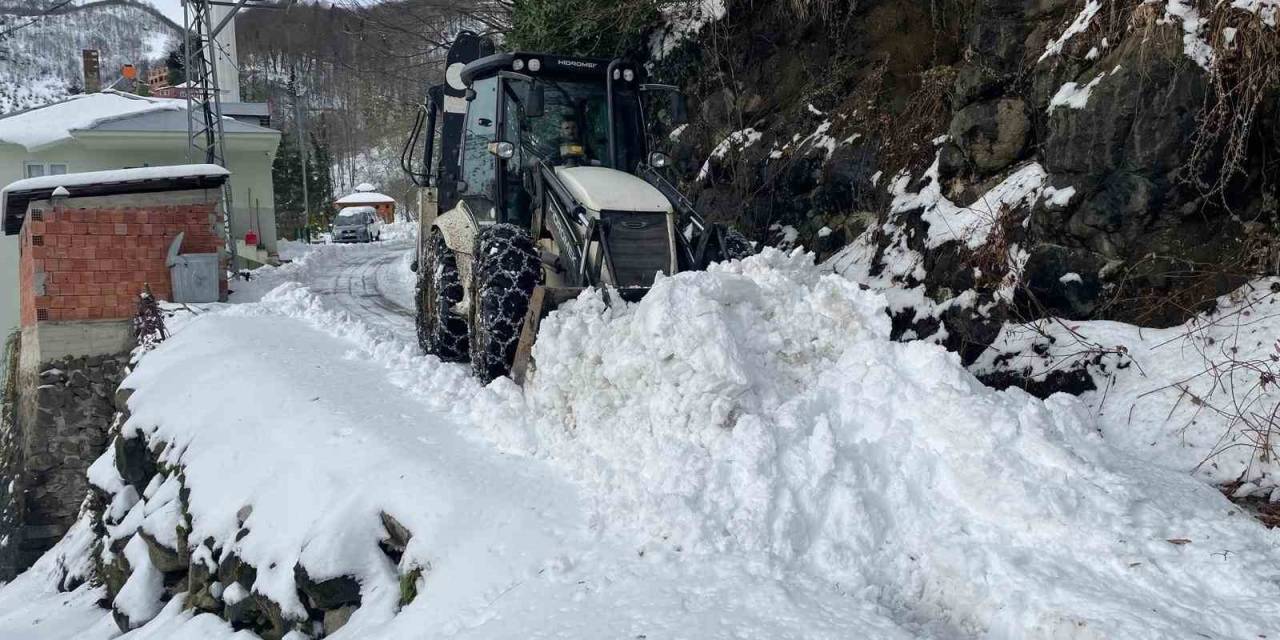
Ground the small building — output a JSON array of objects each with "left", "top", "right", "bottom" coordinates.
[
  {"left": 0, "top": 90, "right": 281, "bottom": 260},
  {"left": 334, "top": 183, "right": 396, "bottom": 223},
  {"left": 0, "top": 164, "right": 229, "bottom": 577}
]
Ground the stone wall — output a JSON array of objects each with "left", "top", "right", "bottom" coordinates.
[
  {"left": 87, "top": 408, "right": 414, "bottom": 639},
  {"left": 0, "top": 352, "right": 126, "bottom": 580}
]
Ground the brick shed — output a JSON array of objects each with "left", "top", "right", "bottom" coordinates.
[
  {"left": 0, "top": 164, "right": 230, "bottom": 577},
  {"left": 3, "top": 165, "right": 229, "bottom": 333}
]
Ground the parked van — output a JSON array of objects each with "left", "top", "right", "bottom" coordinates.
[{"left": 332, "top": 206, "right": 383, "bottom": 243}]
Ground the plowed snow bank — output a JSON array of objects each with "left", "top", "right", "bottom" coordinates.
[{"left": 477, "top": 249, "right": 1280, "bottom": 637}]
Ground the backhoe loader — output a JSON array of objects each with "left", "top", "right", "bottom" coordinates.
[{"left": 402, "top": 32, "right": 753, "bottom": 383}]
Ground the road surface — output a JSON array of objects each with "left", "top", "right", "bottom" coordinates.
[{"left": 308, "top": 239, "right": 417, "bottom": 335}]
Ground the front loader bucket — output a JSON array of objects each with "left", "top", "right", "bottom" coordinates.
[{"left": 510, "top": 285, "right": 650, "bottom": 385}]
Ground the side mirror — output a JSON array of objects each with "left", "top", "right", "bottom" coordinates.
[
  {"left": 527, "top": 84, "right": 545, "bottom": 118},
  {"left": 670, "top": 92, "right": 688, "bottom": 125}
]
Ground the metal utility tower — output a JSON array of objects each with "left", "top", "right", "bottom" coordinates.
[{"left": 183, "top": 0, "right": 282, "bottom": 269}]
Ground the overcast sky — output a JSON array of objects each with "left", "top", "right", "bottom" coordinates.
[{"left": 142, "top": 0, "right": 182, "bottom": 25}]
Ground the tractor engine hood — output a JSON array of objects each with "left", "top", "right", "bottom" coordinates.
[{"left": 554, "top": 166, "right": 673, "bottom": 215}]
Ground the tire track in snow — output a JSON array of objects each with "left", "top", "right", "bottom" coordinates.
[{"left": 309, "top": 241, "right": 415, "bottom": 337}]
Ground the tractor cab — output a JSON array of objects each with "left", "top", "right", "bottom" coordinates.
[{"left": 447, "top": 52, "right": 682, "bottom": 250}]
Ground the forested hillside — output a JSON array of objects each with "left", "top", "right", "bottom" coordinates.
[
  {"left": 237, "top": 0, "right": 502, "bottom": 214},
  {"left": 0, "top": 1, "right": 178, "bottom": 113}
]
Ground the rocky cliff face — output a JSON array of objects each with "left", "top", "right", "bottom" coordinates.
[{"left": 661, "top": 0, "right": 1279, "bottom": 377}]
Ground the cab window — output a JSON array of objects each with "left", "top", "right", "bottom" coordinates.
[{"left": 459, "top": 77, "right": 498, "bottom": 220}]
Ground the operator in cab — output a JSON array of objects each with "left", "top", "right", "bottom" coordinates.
[{"left": 553, "top": 117, "right": 600, "bottom": 167}]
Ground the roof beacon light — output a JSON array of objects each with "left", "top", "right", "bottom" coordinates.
[
  {"left": 512, "top": 58, "right": 525, "bottom": 71},
  {"left": 623, "top": 69, "right": 635, "bottom": 82},
  {"left": 528, "top": 58, "right": 541, "bottom": 72}
]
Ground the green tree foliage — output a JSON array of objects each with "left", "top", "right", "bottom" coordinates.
[
  {"left": 308, "top": 128, "right": 336, "bottom": 224},
  {"left": 165, "top": 43, "right": 184, "bottom": 86},
  {"left": 273, "top": 122, "right": 339, "bottom": 240},
  {"left": 508, "top": 0, "right": 663, "bottom": 58},
  {"left": 272, "top": 132, "right": 306, "bottom": 240}
]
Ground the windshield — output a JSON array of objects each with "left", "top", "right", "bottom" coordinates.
[
  {"left": 335, "top": 212, "right": 367, "bottom": 225},
  {"left": 503, "top": 77, "right": 645, "bottom": 172}
]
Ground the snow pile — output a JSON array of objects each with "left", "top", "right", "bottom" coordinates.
[
  {"left": 7, "top": 240, "right": 1280, "bottom": 637},
  {"left": 378, "top": 220, "right": 418, "bottom": 241},
  {"left": 472, "top": 248, "right": 1280, "bottom": 637},
  {"left": 0, "top": 91, "right": 184, "bottom": 151}
]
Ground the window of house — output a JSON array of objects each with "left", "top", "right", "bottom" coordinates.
[{"left": 24, "top": 162, "right": 68, "bottom": 178}]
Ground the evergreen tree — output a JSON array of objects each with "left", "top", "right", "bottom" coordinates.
[
  {"left": 272, "top": 132, "right": 305, "bottom": 239},
  {"left": 308, "top": 130, "right": 336, "bottom": 226}
]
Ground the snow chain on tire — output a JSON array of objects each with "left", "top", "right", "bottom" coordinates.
[
  {"left": 470, "top": 224, "right": 541, "bottom": 383},
  {"left": 417, "top": 231, "right": 469, "bottom": 361}
]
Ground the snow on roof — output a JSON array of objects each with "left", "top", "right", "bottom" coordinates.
[
  {"left": 338, "top": 205, "right": 377, "bottom": 215},
  {"left": 335, "top": 191, "right": 395, "bottom": 205},
  {"left": 2, "top": 164, "right": 229, "bottom": 195},
  {"left": 0, "top": 90, "right": 186, "bottom": 152},
  {"left": 354, "top": 182, "right": 376, "bottom": 192},
  {"left": 2, "top": 164, "right": 230, "bottom": 234}
]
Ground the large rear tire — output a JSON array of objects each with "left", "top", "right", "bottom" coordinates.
[
  {"left": 416, "top": 231, "right": 469, "bottom": 361},
  {"left": 470, "top": 224, "right": 541, "bottom": 383}
]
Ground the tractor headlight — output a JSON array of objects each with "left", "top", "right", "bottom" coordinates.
[
  {"left": 649, "top": 152, "right": 670, "bottom": 168},
  {"left": 513, "top": 58, "right": 525, "bottom": 71},
  {"left": 623, "top": 69, "right": 635, "bottom": 82},
  {"left": 528, "top": 58, "right": 541, "bottom": 71},
  {"left": 488, "top": 141, "right": 515, "bottom": 159}
]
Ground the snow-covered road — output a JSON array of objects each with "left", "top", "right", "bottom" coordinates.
[{"left": 302, "top": 239, "right": 416, "bottom": 334}]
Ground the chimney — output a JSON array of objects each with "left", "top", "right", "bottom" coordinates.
[{"left": 82, "top": 49, "right": 101, "bottom": 93}]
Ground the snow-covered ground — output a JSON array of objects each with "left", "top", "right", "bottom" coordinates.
[{"left": 3, "top": 239, "right": 1280, "bottom": 638}]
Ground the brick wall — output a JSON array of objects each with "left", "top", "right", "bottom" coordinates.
[{"left": 18, "top": 199, "right": 223, "bottom": 326}]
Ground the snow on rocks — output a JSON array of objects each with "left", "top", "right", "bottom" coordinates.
[
  {"left": 975, "top": 278, "right": 1280, "bottom": 492},
  {"left": 1039, "top": 0, "right": 1101, "bottom": 61},
  {"left": 1162, "top": 0, "right": 1216, "bottom": 70},
  {"left": 1048, "top": 66, "right": 1122, "bottom": 112},
  {"left": 650, "top": 0, "right": 727, "bottom": 57},
  {"left": 890, "top": 155, "right": 1047, "bottom": 250},
  {"left": 1233, "top": 0, "right": 1280, "bottom": 26},
  {"left": 697, "top": 127, "right": 763, "bottom": 181}
]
